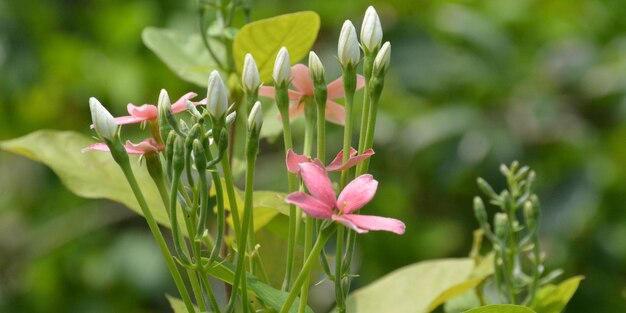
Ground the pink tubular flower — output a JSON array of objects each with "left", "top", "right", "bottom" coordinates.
[
  {"left": 82, "top": 138, "right": 164, "bottom": 154},
  {"left": 285, "top": 162, "right": 405, "bottom": 234},
  {"left": 259, "top": 64, "right": 365, "bottom": 125},
  {"left": 286, "top": 147, "right": 375, "bottom": 174},
  {"left": 113, "top": 92, "right": 206, "bottom": 125}
]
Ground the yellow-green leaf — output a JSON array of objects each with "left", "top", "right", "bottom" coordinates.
[
  {"left": 340, "top": 258, "right": 476, "bottom": 313},
  {"left": 463, "top": 304, "right": 536, "bottom": 313},
  {"left": 143, "top": 27, "right": 225, "bottom": 87},
  {"left": 531, "top": 276, "right": 584, "bottom": 313},
  {"left": 233, "top": 11, "right": 320, "bottom": 83},
  {"left": 0, "top": 130, "right": 174, "bottom": 228}
]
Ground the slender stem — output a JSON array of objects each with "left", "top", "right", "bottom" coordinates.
[
  {"left": 115, "top": 155, "right": 195, "bottom": 313},
  {"left": 221, "top": 156, "right": 242, "bottom": 237},
  {"left": 199, "top": 270, "right": 222, "bottom": 313},
  {"left": 298, "top": 101, "right": 316, "bottom": 313},
  {"left": 357, "top": 53, "right": 374, "bottom": 156},
  {"left": 150, "top": 158, "right": 208, "bottom": 312},
  {"left": 279, "top": 225, "right": 336, "bottom": 313},
  {"left": 205, "top": 144, "right": 226, "bottom": 265},
  {"left": 198, "top": 5, "right": 226, "bottom": 71},
  {"left": 226, "top": 138, "right": 257, "bottom": 313},
  {"left": 278, "top": 103, "right": 298, "bottom": 291},
  {"left": 336, "top": 66, "right": 357, "bottom": 311}
]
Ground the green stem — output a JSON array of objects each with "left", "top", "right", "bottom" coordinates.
[
  {"left": 149, "top": 157, "right": 208, "bottom": 312},
  {"left": 336, "top": 66, "right": 357, "bottom": 311},
  {"left": 221, "top": 156, "right": 242, "bottom": 237},
  {"left": 198, "top": 5, "right": 226, "bottom": 71},
  {"left": 277, "top": 102, "right": 298, "bottom": 291},
  {"left": 279, "top": 225, "right": 336, "bottom": 313},
  {"left": 114, "top": 152, "right": 195, "bottom": 313},
  {"left": 297, "top": 101, "right": 316, "bottom": 313},
  {"left": 357, "top": 53, "right": 374, "bottom": 156}
]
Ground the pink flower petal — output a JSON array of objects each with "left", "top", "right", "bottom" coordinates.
[
  {"left": 333, "top": 214, "right": 405, "bottom": 234},
  {"left": 259, "top": 86, "right": 276, "bottom": 98},
  {"left": 113, "top": 115, "right": 148, "bottom": 125},
  {"left": 127, "top": 103, "right": 158, "bottom": 119},
  {"left": 286, "top": 149, "right": 311, "bottom": 174},
  {"left": 326, "top": 148, "right": 375, "bottom": 172},
  {"left": 81, "top": 142, "right": 110, "bottom": 153},
  {"left": 171, "top": 92, "right": 199, "bottom": 113},
  {"left": 336, "top": 174, "right": 377, "bottom": 214},
  {"left": 326, "top": 74, "right": 366, "bottom": 100},
  {"left": 285, "top": 191, "right": 333, "bottom": 219},
  {"left": 326, "top": 147, "right": 358, "bottom": 172},
  {"left": 259, "top": 86, "right": 303, "bottom": 101},
  {"left": 299, "top": 162, "right": 337, "bottom": 209},
  {"left": 325, "top": 101, "right": 346, "bottom": 125},
  {"left": 290, "top": 64, "right": 314, "bottom": 96},
  {"left": 125, "top": 138, "right": 162, "bottom": 154}
]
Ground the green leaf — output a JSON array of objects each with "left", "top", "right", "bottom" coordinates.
[
  {"left": 205, "top": 258, "right": 312, "bottom": 313},
  {"left": 341, "top": 258, "right": 478, "bottom": 313},
  {"left": 463, "top": 304, "right": 536, "bottom": 313},
  {"left": 142, "top": 27, "right": 225, "bottom": 86},
  {"left": 531, "top": 276, "right": 584, "bottom": 313},
  {"left": 0, "top": 130, "right": 173, "bottom": 228},
  {"left": 233, "top": 11, "right": 320, "bottom": 83},
  {"left": 211, "top": 180, "right": 288, "bottom": 232},
  {"left": 166, "top": 294, "right": 199, "bottom": 313}
]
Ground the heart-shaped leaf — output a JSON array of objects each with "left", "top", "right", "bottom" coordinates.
[
  {"left": 233, "top": 11, "right": 320, "bottom": 84},
  {"left": 143, "top": 27, "right": 225, "bottom": 87}
]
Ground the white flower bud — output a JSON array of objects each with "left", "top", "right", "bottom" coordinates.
[
  {"left": 248, "top": 101, "right": 263, "bottom": 133},
  {"left": 89, "top": 97, "right": 117, "bottom": 140},
  {"left": 226, "top": 111, "right": 237, "bottom": 126},
  {"left": 158, "top": 89, "right": 171, "bottom": 116},
  {"left": 242, "top": 53, "right": 261, "bottom": 93},
  {"left": 273, "top": 47, "right": 291, "bottom": 85},
  {"left": 206, "top": 70, "right": 228, "bottom": 119},
  {"left": 308, "top": 51, "right": 325, "bottom": 83},
  {"left": 338, "top": 20, "right": 360, "bottom": 68},
  {"left": 360, "top": 6, "right": 383, "bottom": 53},
  {"left": 372, "top": 41, "right": 391, "bottom": 77}
]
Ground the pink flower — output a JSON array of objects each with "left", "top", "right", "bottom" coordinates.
[
  {"left": 82, "top": 138, "right": 164, "bottom": 154},
  {"left": 285, "top": 162, "right": 405, "bottom": 234},
  {"left": 286, "top": 147, "right": 375, "bottom": 174},
  {"left": 113, "top": 92, "right": 205, "bottom": 125},
  {"left": 259, "top": 64, "right": 365, "bottom": 125}
]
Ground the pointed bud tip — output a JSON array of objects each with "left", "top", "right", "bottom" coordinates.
[
  {"left": 308, "top": 51, "right": 325, "bottom": 82},
  {"left": 206, "top": 70, "right": 228, "bottom": 119},
  {"left": 338, "top": 20, "right": 360, "bottom": 68},
  {"left": 248, "top": 101, "right": 263, "bottom": 132},
  {"left": 372, "top": 41, "right": 391, "bottom": 77},
  {"left": 242, "top": 53, "right": 261, "bottom": 93},
  {"left": 361, "top": 6, "right": 383, "bottom": 53},
  {"left": 89, "top": 97, "right": 117, "bottom": 140},
  {"left": 273, "top": 47, "right": 291, "bottom": 85}
]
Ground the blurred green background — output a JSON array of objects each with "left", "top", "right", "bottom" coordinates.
[{"left": 1, "top": 0, "right": 626, "bottom": 312}]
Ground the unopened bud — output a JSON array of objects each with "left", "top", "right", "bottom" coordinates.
[
  {"left": 308, "top": 51, "right": 325, "bottom": 83},
  {"left": 89, "top": 97, "right": 117, "bottom": 140},
  {"left": 242, "top": 53, "right": 261, "bottom": 93},
  {"left": 172, "top": 135, "right": 185, "bottom": 174},
  {"left": 273, "top": 47, "right": 291, "bottom": 85},
  {"left": 186, "top": 100, "right": 202, "bottom": 119},
  {"left": 338, "top": 20, "right": 360, "bottom": 68},
  {"left": 473, "top": 197, "right": 488, "bottom": 226},
  {"left": 523, "top": 201, "right": 536, "bottom": 229},
  {"left": 157, "top": 89, "right": 174, "bottom": 139},
  {"left": 206, "top": 70, "right": 228, "bottom": 119},
  {"left": 248, "top": 101, "right": 263, "bottom": 133},
  {"left": 494, "top": 213, "right": 508, "bottom": 239},
  {"left": 372, "top": 41, "right": 390, "bottom": 77},
  {"left": 477, "top": 177, "right": 498, "bottom": 199},
  {"left": 192, "top": 139, "right": 207, "bottom": 170},
  {"left": 360, "top": 6, "right": 383, "bottom": 54},
  {"left": 226, "top": 112, "right": 237, "bottom": 126}
]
